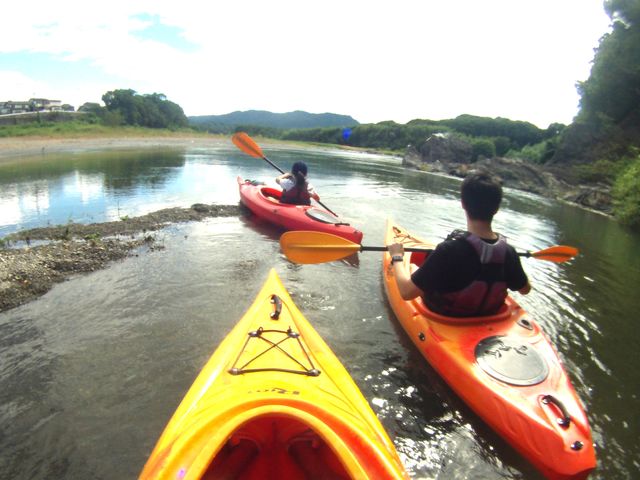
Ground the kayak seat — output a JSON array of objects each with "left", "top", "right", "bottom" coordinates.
[
  {"left": 203, "top": 415, "right": 350, "bottom": 480},
  {"left": 260, "top": 187, "right": 282, "bottom": 203},
  {"left": 288, "top": 435, "right": 351, "bottom": 480},
  {"left": 414, "top": 295, "right": 511, "bottom": 324},
  {"left": 406, "top": 260, "right": 511, "bottom": 324},
  {"left": 409, "top": 251, "right": 429, "bottom": 266},
  {"left": 202, "top": 438, "right": 258, "bottom": 480}
]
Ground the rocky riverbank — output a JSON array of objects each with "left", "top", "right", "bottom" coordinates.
[
  {"left": 0, "top": 203, "right": 240, "bottom": 312},
  {"left": 404, "top": 137, "right": 613, "bottom": 215}
]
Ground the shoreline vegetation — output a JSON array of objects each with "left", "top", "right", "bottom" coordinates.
[{"left": 0, "top": 126, "right": 392, "bottom": 163}]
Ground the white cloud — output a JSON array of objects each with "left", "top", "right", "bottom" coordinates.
[
  {"left": 0, "top": 0, "right": 611, "bottom": 127},
  {"left": 0, "top": 71, "right": 51, "bottom": 100}
]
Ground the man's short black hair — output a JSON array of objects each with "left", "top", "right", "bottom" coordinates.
[{"left": 461, "top": 172, "right": 503, "bottom": 221}]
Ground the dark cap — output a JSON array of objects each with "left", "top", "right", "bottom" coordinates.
[{"left": 291, "top": 161, "right": 308, "bottom": 175}]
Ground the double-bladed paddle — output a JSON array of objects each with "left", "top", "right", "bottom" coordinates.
[
  {"left": 280, "top": 231, "right": 579, "bottom": 265},
  {"left": 231, "top": 132, "right": 340, "bottom": 217}
]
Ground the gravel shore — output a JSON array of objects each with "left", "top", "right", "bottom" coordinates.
[{"left": 0, "top": 203, "right": 242, "bottom": 313}]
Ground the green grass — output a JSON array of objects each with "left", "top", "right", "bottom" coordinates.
[{"left": 0, "top": 121, "right": 211, "bottom": 139}]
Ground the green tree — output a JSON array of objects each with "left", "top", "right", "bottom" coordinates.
[
  {"left": 471, "top": 138, "right": 496, "bottom": 161},
  {"left": 551, "top": 0, "right": 640, "bottom": 170},
  {"left": 101, "top": 89, "right": 188, "bottom": 129},
  {"left": 78, "top": 102, "right": 103, "bottom": 114},
  {"left": 612, "top": 152, "right": 640, "bottom": 228},
  {"left": 443, "top": 114, "right": 545, "bottom": 148}
]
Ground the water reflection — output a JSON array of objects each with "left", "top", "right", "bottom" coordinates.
[{"left": 0, "top": 149, "right": 188, "bottom": 235}]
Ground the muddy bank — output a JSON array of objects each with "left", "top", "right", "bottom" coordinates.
[{"left": 0, "top": 203, "right": 241, "bottom": 312}]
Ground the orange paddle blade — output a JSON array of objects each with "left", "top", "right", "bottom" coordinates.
[
  {"left": 280, "top": 231, "right": 361, "bottom": 264},
  {"left": 232, "top": 132, "right": 264, "bottom": 159},
  {"left": 528, "top": 245, "right": 578, "bottom": 263}
]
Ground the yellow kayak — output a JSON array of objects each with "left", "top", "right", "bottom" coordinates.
[{"left": 140, "top": 268, "right": 408, "bottom": 480}]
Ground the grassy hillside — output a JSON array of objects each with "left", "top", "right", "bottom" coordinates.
[{"left": 0, "top": 121, "right": 205, "bottom": 139}]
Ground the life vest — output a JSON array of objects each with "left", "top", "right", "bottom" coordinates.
[
  {"left": 424, "top": 231, "right": 509, "bottom": 317},
  {"left": 280, "top": 183, "right": 311, "bottom": 205}
]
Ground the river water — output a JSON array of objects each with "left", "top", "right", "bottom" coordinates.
[{"left": 0, "top": 142, "right": 638, "bottom": 479}]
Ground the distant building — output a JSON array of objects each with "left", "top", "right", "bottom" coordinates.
[
  {"left": 0, "top": 98, "right": 67, "bottom": 115},
  {"left": 0, "top": 101, "right": 30, "bottom": 115},
  {"left": 31, "top": 98, "right": 62, "bottom": 112}
]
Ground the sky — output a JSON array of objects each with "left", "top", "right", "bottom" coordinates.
[{"left": 0, "top": 1, "right": 612, "bottom": 129}]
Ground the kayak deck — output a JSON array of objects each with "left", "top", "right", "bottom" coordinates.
[
  {"left": 382, "top": 220, "right": 596, "bottom": 480},
  {"left": 140, "top": 269, "right": 408, "bottom": 480}
]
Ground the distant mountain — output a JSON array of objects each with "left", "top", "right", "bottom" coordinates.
[{"left": 188, "top": 110, "right": 359, "bottom": 130}]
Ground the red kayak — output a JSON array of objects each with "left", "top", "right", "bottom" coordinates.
[{"left": 237, "top": 176, "right": 363, "bottom": 243}]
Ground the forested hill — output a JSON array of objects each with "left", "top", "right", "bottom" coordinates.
[
  {"left": 551, "top": 0, "right": 640, "bottom": 170},
  {"left": 189, "top": 110, "right": 359, "bottom": 130}
]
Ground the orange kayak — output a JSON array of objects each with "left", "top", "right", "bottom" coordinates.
[
  {"left": 238, "top": 176, "right": 363, "bottom": 243},
  {"left": 140, "top": 268, "right": 408, "bottom": 480},
  {"left": 382, "top": 220, "right": 596, "bottom": 480}
]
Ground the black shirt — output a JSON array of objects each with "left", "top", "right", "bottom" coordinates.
[{"left": 411, "top": 236, "right": 528, "bottom": 294}]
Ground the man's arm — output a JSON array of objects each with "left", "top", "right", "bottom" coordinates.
[
  {"left": 388, "top": 243, "right": 423, "bottom": 300},
  {"left": 506, "top": 247, "right": 531, "bottom": 295}
]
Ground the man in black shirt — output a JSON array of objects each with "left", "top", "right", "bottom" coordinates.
[{"left": 388, "top": 172, "right": 531, "bottom": 317}]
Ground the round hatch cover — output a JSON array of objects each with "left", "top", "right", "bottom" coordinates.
[{"left": 475, "top": 336, "right": 549, "bottom": 386}]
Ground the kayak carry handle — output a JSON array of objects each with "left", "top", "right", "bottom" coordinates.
[
  {"left": 542, "top": 394, "right": 572, "bottom": 428},
  {"left": 270, "top": 295, "right": 282, "bottom": 320}
]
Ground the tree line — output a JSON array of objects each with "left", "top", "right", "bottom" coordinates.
[
  {"left": 79, "top": 89, "right": 188, "bottom": 129},
  {"left": 203, "top": 114, "right": 561, "bottom": 162},
  {"left": 551, "top": 0, "right": 640, "bottom": 228}
]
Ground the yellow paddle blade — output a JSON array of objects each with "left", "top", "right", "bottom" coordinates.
[
  {"left": 280, "top": 231, "right": 361, "bottom": 264},
  {"left": 232, "top": 132, "right": 264, "bottom": 159},
  {"left": 529, "top": 245, "right": 578, "bottom": 263}
]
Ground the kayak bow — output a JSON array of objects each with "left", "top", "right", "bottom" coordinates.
[{"left": 140, "top": 268, "right": 408, "bottom": 480}]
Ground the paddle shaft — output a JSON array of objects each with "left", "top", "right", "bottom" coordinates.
[
  {"left": 261, "top": 154, "right": 285, "bottom": 175},
  {"left": 280, "top": 231, "right": 578, "bottom": 264},
  {"left": 233, "top": 132, "right": 340, "bottom": 217},
  {"left": 363, "top": 245, "right": 573, "bottom": 259},
  {"left": 362, "top": 246, "right": 429, "bottom": 253}
]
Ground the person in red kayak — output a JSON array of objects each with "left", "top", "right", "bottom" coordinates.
[
  {"left": 388, "top": 172, "right": 531, "bottom": 317},
  {"left": 276, "top": 161, "right": 320, "bottom": 206}
]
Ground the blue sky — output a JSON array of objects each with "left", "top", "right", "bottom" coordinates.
[{"left": 0, "top": 1, "right": 611, "bottom": 127}]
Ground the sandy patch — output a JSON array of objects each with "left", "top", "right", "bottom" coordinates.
[{"left": 0, "top": 134, "right": 235, "bottom": 162}]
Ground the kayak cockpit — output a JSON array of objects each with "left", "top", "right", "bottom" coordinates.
[
  {"left": 260, "top": 186, "right": 282, "bottom": 203},
  {"left": 203, "top": 414, "right": 351, "bottom": 480},
  {"left": 412, "top": 295, "right": 514, "bottom": 324}
]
